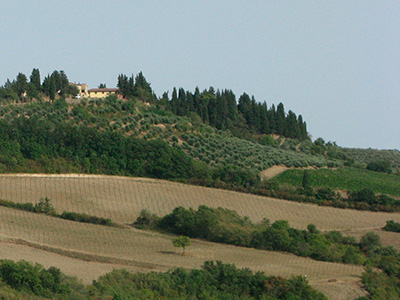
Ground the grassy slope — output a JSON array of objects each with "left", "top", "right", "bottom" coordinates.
[
  {"left": 342, "top": 147, "right": 400, "bottom": 170},
  {"left": 270, "top": 167, "right": 400, "bottom": 197},
  {"left": 2, "top": 98, "right": 400, "bottom": 176}
]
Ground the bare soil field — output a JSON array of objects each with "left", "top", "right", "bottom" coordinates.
[
  {"left": 0, "top": 174, "right": 399, "bottom": 232},
  {"left": 260, "top": 165, "right": 289, "bottom": 180},
  {"left": 0, "top": 206, "right": 366, "bottom": 300},
  {"left": 0, "top": 174, "right": 399, "bottom": 299}
]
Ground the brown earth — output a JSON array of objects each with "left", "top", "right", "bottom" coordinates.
[
  {"left": 0, "top": 206, "right": 366, "bottom": 300},
  {"left": 260, "top": 165, "right": 289, "bottom": 180},
  {"left": 0, "top": 174, "right": 399, "bottom": 299},
  {"left": 0, "top": 174, "right": 399, "bottom": 231}
]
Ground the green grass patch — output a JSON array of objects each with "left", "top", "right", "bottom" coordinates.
[{"left": 271, "top": 167, "right": 400, "bottom": 197}]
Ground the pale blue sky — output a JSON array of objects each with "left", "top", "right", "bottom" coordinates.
[{"left": 1, "top": 1, "right": 399, "bottom": 149}]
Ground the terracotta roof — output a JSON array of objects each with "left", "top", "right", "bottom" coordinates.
[{"left": 88, "top": 88, "right": 119, "bottom": 92}]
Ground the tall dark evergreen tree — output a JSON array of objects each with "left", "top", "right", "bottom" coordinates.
[
  {"left": 285, "top": 110, "right": 300, "bottom": 138},
  {"left": 169, "top": 88, "right": 179, "bottom": 115},
  {"left": 298, "top": 115, "right": 308, "bottom": 140},
  {"left": 117, "top": 74, "right": 129, "bottom": 98},
  {"left": 259, "top": 102, "right": 270, "bottom": 134},
  {"left": 238, "top": 93, "right": 252, "bottom": 125},
  {"left": 30, "top": 68, "right": 41, "bottom": 91},
  {"left": 275, "top": 103, "right": 286, "bottom": 135},
  {"left": 15, "top": 73, "right": 28, "bottom": 101}
]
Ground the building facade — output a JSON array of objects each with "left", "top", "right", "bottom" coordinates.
[{"left": 87, "top": 88, "right": 121, "bottom": 99}]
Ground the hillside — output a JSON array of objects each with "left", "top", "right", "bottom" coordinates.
[
  {"left": 1, "top": 70, "right": 400, "bottom": 299},
  {"left": 0, "top": 98, "right": 332, "bottom": 172},
  {"left": 1, "top": 69, "right": 399, "bottom": 175},
  {"left": 1, "top": 174, "right": 399, "bottom": 231},
  {"left": 271, "top": 167, "right": 400, "bottom": 198},
  {"left": 2, "top": 174, "right": 392, "bottom": 299}
]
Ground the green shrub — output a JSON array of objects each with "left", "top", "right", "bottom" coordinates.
[
  {"left": 367, "top": 160, "right": 392, "bottom": 173},
  {"left": 60, "top": 211, "right": 112, "bottom": 226},
  {"left": 134, "top": 209, "right": 160, "bottom": 228},
  {"left": 383, "top": 220, "right": 400, "bottom": 233}
]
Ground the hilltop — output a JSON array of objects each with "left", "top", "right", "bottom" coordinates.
[{"left": 0, "top": 69, "right": 399, "bottom": 212}]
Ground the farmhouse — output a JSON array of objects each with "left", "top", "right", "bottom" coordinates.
[
  {"left": 70, "top": 82, "right": 89, "bottom": 98},
  {"left": 88, "top": 88, "right": 122, "bottom": 99}
]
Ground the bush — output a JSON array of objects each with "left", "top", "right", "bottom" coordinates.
[
  {"left": 383, "top": 220, "right": 400, "bottom": 233},
  {"left": 35, "top": 197, "right": 56, "bottom": 215},
  {"left": 0, "top": 197, "right": 56, "bottom": 215},
  {"left": 60, "top": 211, "right": 112, "bottom": 226},
  {"left": 349, "top": 188, "right": 376, "bottom": 205},
  {"left": 134, "top": 209, "right": 160, "bottom": 228},
  {"left": 367, "top": 160, "right": 392, "bottom": 173},
  {"left": 360, "top": 232, "right": 382, "bottom": 252},
  {"left": 315, "top": 187, "right": 336, "bottom": 200}
]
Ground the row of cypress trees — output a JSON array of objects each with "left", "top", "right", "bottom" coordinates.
[{"left": 166, "top": 86, "right": 308, "bottom": 140}]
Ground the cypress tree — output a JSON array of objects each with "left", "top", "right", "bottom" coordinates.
[
  {"left": 30, "top": 68, "right": 41, "bottom": 92},
  {"left": 302, "top": 170, "right": 310, "bottom": 189},
  {"left": 275, "top": 103, "right": 286, "bottom": 135}
]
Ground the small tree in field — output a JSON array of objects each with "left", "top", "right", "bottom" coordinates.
[{"left": 173, "top": 236, "right": 191, "bottom": 255}]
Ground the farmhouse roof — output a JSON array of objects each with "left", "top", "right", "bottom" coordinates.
[{"left": 88, "top": 88, "right": 119, "bottom": 92}]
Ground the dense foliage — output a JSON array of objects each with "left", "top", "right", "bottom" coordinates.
[
  {"left": 0, "top": 116, "right": 200, "bottom": 179},
  {"left": 356, "top": 233, "right": 400, "bottom": 300},
  {"left": 0, "top": 197, "right": 56, "bottom": 215},
  {"left": 366, "top": 159, "right": 393, "bottom": 173},
  {"left": 165, "top": 86, "right": 308, "bottom": 140},
  {"left": 0, "top": 69, "right": 78, "bottom": 103},
  {"left": 93, "top": 260, "right": 327, "bottom": 300},
  {"left": 0, "top": 260, "right": 71, "bottom": 298},
  {"left": 136, "top": 205, "right": 366, "bottom": 265},
  {"left": 0, "top": 260, "right": 327, "bottom": 300}
]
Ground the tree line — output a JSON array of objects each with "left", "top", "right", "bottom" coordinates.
[
  {"left": 135, "top": 205, "right": 366, "bottom": 265},
  {"left": 0, "top": 259, "right": 327, "bottom": 299},
  {"left": 117, "top": 72, "right": 309, "bottom": 141},
  {"left": 0, "top": 68, "right": 78, "bottom": 103},
  {"left": 0, "top": 114, "right": 262, "bottom": 188},
  {"left": 164, "top": 86, "right": 308, "bottom": 140},
  {"left": 1, "top": 69, "right": 310, "bottom": 141}
]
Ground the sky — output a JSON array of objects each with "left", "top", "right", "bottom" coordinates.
[{"left": 0, "top": 1, "right": 399, "bottom": 150}]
